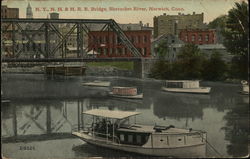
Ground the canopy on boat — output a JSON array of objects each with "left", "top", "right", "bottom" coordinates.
[{"left": 83, "top": 109, "right": 140, "bottom": 119}]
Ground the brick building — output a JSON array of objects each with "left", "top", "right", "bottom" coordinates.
[
  {"left": 88, "top": 30, "right": 151, "bottom": 57},
  {"left": 179, "top": 29, "right": 216, "bottom": 45},
  {"left": 153, "top": 12, "right": 205, "bottom": 38},
  {"left": 1, "top": 5, "right": 19, "bottom": 18}
]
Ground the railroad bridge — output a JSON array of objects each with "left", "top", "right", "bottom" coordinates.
[{"left": 1, "top": 18, "right": 155, "bottom": 78}]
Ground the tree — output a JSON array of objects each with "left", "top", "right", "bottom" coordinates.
[
  {"left": 202, "top": 52, "right": 228, "bottom": 81},
  {"left": 177, "top": 44, "right": 205, "bottom": 79},
  {"left": 155, "top": 39, "right": 169, "bottom": 59},
  {"left": 222, "top": 1, "right": 249, "bottom": 79},
  {"left": 149, "top": 60, "right": 170, "bottom": 79},
  {"left": 208, "top": 15, "right": 227, "bottom": 43}
]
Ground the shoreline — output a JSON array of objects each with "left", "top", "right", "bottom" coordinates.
[{"left": 1, "top": 72, "right": 242, "bottom": 85}]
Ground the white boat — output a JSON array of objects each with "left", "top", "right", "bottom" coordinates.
[
  {"left": 240, "top": 80, "right": 249, "bottom": 95},
  {"left": 161, "top": 80, "right": 211, "bottom": 94},
  {"left": 72, "top": 109, "right": 207, "bottom": 157},
  {"left": 108, "top": 87, "right": 143, "bottom": 99},
  {"left": 108, "top": 92, "right": 143, "bottom": 99},
  {"left": 82, "top": 80, "right": 111, "bottom": 87}
]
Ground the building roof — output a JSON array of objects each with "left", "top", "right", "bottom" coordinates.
[{"left": 83, "top": 109, "right": 140, "bottom": 119}]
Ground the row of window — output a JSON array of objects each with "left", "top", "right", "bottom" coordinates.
[
  {"left": 90, "top": 35, "right": 149, "bottom": 44},
  {"left": 184, "top": 34, "right": 211, "bottom": 42},
  {"left": 119, "top": 133, "right": 149, "bottom": 146}
]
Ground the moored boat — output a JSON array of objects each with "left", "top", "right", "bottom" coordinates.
[
  {"left": 109, "top": 87, "right": 143, "bottom": 99},
  {"left": 72, "top": 109, "right": 207, "bottom": 157},
  {"left": 82, "top": 80, "right": 111, "bottom": 87},
  {"left": 161, "top": 80, "right": 211, "bottom": 94},
  {"left": 240, "top": 80, "right": 249, "bottom": 95},
  {"left": 1, "top": 90, "right": 10, "bottom": 106}
]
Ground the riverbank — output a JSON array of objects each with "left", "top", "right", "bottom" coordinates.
[{"left": 2, "top": 65, "right": 134, "bottom": 77}]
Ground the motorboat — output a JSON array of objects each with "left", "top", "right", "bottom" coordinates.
[
  {"left": 108, "top": 87, "right": 143, "bottom": 99},
  {"left": 1, "top": 90, "right": 10, "bottom": 106},
  {"left": 72, "top": 109, "right": 207, "bottom": 157},
  {"left": 161, "top": 80, "right": 211, "bottom": 94},
  {"left": 82, "top": 80, "right": 111, "bottom": 87},
  {"left": 240, "top": 80, "right": 249, "bottom": 95}
]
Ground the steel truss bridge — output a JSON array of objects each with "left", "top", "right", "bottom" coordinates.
[{"left": 1, "top": 18, "right": 143, "bottom": 63}]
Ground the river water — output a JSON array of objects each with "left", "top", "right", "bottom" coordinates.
[{"left": 1, "top": 73, "right": 249, "bottom": 158}]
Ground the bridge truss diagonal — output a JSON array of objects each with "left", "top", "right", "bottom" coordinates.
[{"left": 1, "top": 18, "right": 142, "bottom": 62}]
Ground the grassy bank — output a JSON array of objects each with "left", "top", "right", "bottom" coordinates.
[{"left": 86, "top": 62, "right": 134, "bottom": 70}]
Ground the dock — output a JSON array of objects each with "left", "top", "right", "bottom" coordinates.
[{"left": 45, "top": 64, "right": 86, "bottom": 76}]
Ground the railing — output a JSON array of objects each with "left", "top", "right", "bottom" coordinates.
[{"left": 71, "top": 124, "right": 120, "bottom": 144}]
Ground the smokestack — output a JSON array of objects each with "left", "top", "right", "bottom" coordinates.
[{"left": 139, "top": 21, "right": 143, "bottom": 27}]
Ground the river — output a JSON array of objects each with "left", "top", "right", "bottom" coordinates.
[{"left": 1, "top": 73, "right": 249, "bottom": 158}]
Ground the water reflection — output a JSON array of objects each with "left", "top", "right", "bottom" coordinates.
[
  {"left": 1, "top": 75, "right": 249, "bottom": 158},
  {"left": 152, "top": 91, "right": 210, "bottom": 121},
  {"left": 222, "top": 95, "right": 249, "bottom": 157}
]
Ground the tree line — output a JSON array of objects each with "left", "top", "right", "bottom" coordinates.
[{"left": 149, "top": 1, "right": 249, "bottom": 81}]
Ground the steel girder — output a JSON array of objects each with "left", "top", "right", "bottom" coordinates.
[{"left": 1, "top": 18, "right": 142, "bottom": 59}]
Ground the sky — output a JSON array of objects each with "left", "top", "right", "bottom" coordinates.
[{"left": 2, "top": 0, "right": 248, "bottom": 26}]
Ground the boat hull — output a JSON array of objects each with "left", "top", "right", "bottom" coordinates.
[
  {"left": 72, "top": 132, "right": 206, "bottom": 158},
  {"left": 82, "top": 82, "right": 110, "bottom": 87},
  {"left": 108, "top": 92, "right": 143, "bottom": 99},
  {"left": 161, "top": 87, "right": 211, "bottom": 94}
]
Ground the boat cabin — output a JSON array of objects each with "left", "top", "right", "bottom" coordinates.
[
  {"left": 165, "top": 80, "right": 200, "bottom": 89},
  {"left": 112, "top": 87, "right": 138, "bottom": 96},
  {"left": 73, "top": 109, "right": 207, "bottom": 157}
]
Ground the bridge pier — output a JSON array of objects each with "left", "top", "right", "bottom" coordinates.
[{"left": 133, "top": 59, "right": 156, "bottom": 79}]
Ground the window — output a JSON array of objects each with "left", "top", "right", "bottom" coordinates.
[
  {"left": 118, "top": 48, "right": 122, "bottom": 55},
  {"left": 112, "top": 48, "right": 116, "bottom": 54},
  {"left": 205, "top": 35, "right": 209, "bottom": 42},
  {"left": 136, "top": 135, "right": 141, "bottom": 143},
  {"left": 110, "top": 48, "right": 113, "bottom": 54},
  {"left": 110, "top": 36, "right": 113, "bottom": 44},
  {"left": 120, "top": 134, "right": 125, "bottom": 141},
  {"left": 128, "top": 135, "right": 133, "bottom": 143},
  {"left": 99, "top": 36, "right": 102, "bottom": 43},
  {"left": 117, "top": 36, "right": 121, "bottom": 44},
  {"left": 199, "top": 35, "right": 202, "bottom": 41},
  {"left": 113, "top": 35, "right": 116, "bottom": 44},
  {"left": 191, "top": 35, "right": 195, "bottom": 42},
  {"left": 143, "top": 36, "right": 147, "bottom": 43},
  {"left": 130, "top": 36, "right": 134, "bottom": 43},
  {"left": 185, "top": 35, "right": 188, "bottom": 41},
  {"left": 104, "top": 48, "right": 108, "bottom": 55},
  {"left": 105, "top": 36, "right": 109, "bottom": 43},
  {"left": 143, "top": 47, "right": 147, "bottom": 55},
  {"left": 138, "top": 36, "right": 141, "bottom": 43}
]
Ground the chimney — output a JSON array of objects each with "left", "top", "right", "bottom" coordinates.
[
  {"left": 193, "top": 12, "right": 195, "bottom": 15},
  {"left": 139, "top": 21, "right": 143, "bottom": 27}
]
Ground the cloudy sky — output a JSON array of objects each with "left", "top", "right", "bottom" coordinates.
[{"left": 2, "top": 0, "right": 247, "bottom": 25}]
